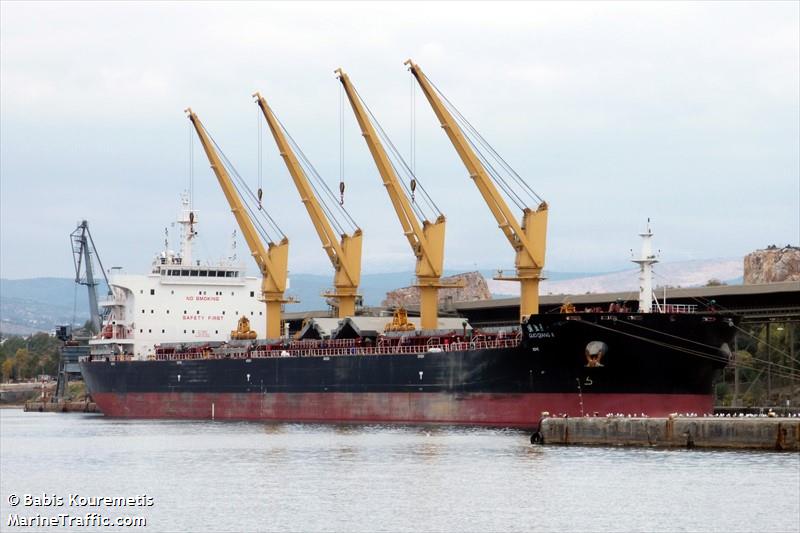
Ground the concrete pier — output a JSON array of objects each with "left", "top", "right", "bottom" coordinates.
[
  {"left": 537, "top": 416, "right": 800, "bottom": 451},
  {"left": 23, "top": 401, "right": 99, "bottom": 413}
]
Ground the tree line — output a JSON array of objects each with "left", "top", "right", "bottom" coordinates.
[
  {"left": 0, "top": 333, "right": 61, "bottom": 382},
  {"left": 715, "top": 322, "right": 799, "bottom": 407}
]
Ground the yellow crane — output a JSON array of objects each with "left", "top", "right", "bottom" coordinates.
[
  {"left": 405, "top": 59, "right": 548, "bottom": 320},
  {"left": 336, "top": 68, "right": 458, "bottom": 330},
  {"left": 186, "top": 108, "right": 289, "bottom": 339},
  {"left": 254, "top": 92, "right": 363, "bottom": 318}
]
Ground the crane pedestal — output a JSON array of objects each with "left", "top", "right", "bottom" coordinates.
[
  {"left": 495, "top": 269, "right": 545, "bottom": 321},
  {"left": 416, "top": 277, "right": 465, "bottom": 330},
  {"left": 264, "top": 298, "right": 284, "bottom": 339},
  {"left": 322, "top": 288, "right": 361, "bottom": 318}
]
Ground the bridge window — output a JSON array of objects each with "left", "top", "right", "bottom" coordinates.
[
  {"left": 150, "top": 289, "right": 155, "bottom": 295},
  {"left": 250, "top": 291, "right": 255, "bottom": 297}
]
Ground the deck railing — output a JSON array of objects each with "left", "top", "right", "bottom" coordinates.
[
  {"left": 659, "top": 304, "right": 698, "bottom": 314},
  {"left": 138, "top": 334, "right": 522, "bottom": 362}
]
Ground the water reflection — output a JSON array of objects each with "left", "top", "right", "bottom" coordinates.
[{"left": 0, "top": 410, "right": 797, "bottom": 533}]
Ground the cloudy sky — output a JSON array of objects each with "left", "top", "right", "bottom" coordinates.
[{"left": 1, "top": 1, "right": 798, "bottom": 281}]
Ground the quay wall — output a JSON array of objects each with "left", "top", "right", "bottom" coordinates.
[{"left": 539, "top": 416, "right": 800, "bottom": 451}]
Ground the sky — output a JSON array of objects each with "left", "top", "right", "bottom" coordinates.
[{"left": 1, "top": 1, "right": 798, "bottom": 281}]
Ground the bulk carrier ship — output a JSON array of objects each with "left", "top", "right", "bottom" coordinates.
[
  {"left": 81, "top": 61, "right": 738, "bottom": 427},
  {"left": 80, "top": 226, "right": 737, "bottom": 426}
]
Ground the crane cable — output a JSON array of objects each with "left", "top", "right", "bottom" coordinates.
[
  {"left": 578, "top": 320, "right": 800, "bottom": 381},
  {"left": 189, "top": 123, "right": 194, "bottom": 209},
  {"left": 71, "top": 282, "right": 78, "bottom": 329},
  {"left": 618, "top": 317, "right": 800, "bottom": 371},
  {"left": 410, "top": 70, "right": 416, "bottom": 201},
  {"left": 731, "top": 322, "right": 799, "bottom": 366},
  {"left": 339, "top": 84, "right": 345, "bottom": 206},
  {"left": 649, "top": 270, "right": 798, "bottom": 365},
  {"left": 370, "top": 99, "right": 440, "bottom": 218},
  {"left": 273, "top": 112, "right": 359, "bottom": 235},
  {"left": 422, "top": 72, "right": 546, "bottom": 207},
  {"left": 257, "top": 105, "right": 263, "bottom": 209},
  {"left": 351, "top": 84, "right": 442, "bottom": 221},
  {"left": 204, "top": 124, "right": 286, "bottom": 243}
]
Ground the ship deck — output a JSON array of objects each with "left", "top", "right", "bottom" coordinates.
[{"left": 84, "top": 332, "right": 524, "bottom": 363}]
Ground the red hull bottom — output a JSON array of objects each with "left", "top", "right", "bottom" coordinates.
[{"left": 92, "top": 392, "right": 714, "bottom": 428}]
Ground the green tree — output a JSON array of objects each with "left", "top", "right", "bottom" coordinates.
[
  {"left": 42, "top": 352, "right": 60, "bottom": 375},
  {"left": 27, "top": 333, "right": 60, "bottom": 358},
  {"left": 1, "top": 358, "right": 14, "bottom": 382},
  {"left": 0, "top": 336, "right": 26, "bottom": 361},
  {"left": 14, "top": 348, "right": 30, "bottom": 379}
]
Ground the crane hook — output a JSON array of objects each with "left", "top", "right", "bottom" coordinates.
[
  {"left": 410, "top": 178, "right": 417, "bottom": 203},
  {"left": 339, "top": 181, "right": 346, "bottom": 206},
  {"left": 257, "top": 188, "right": 263, "bottom": 210}
]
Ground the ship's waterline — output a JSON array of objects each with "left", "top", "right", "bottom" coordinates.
[{"left": 90, "top": 391, "right": 715, "bottom": 426}]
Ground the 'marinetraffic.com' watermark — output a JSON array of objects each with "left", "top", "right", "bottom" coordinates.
[{"left": 6, "top": 493, "right": 152, "bottom": 528}]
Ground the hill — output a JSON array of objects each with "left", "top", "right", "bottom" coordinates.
[
  {"left": 0, "top": 261, "right": 740, "bottom": 334},
  {"left": 488, "top": 259, "right": 743, "bottom": 296}
]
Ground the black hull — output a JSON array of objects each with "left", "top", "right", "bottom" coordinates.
[{"left": 81, "top": 312, "right": 737, "bottom": 425}]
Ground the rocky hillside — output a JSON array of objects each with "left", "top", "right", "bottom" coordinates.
[
  {"left": 744, "top": 246, "right": 800, "bottom": 284},
  {"left": 382, "top": 271, "right": 492, "bottom": 308}
]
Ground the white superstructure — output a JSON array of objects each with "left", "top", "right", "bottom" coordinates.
[{"left": 90, "top": 194, "right": 266, "bottom": 359}]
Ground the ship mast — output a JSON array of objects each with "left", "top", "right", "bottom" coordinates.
[
  {"left": 632, "top": 219, "right": 659, "bottom": 313},
  {"left": 176, "top": 192, "right": 196, "bottom": 266}
]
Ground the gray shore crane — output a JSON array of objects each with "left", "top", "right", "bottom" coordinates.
[{"left": 70, "top": 220, "right": 110, "bottom": 332}]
